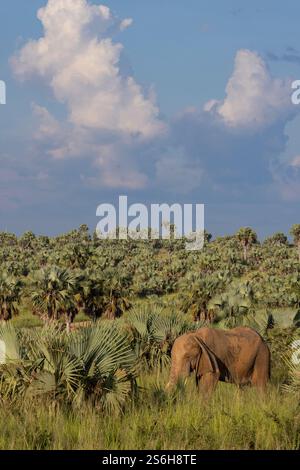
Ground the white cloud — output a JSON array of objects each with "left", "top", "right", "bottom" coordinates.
[
  {"left": 32, "top": 104, "right": 61, "bottom": 141},
  {"left": 290, "top": 155, "right": 300, "bottom": 167},
  {"left": 203, "top": 100, "right": 218, "bottom": 112},
  {"left": 205, "top": 49, "right": 294, "bottom": 130},
  {"left": 120, "top": 18, "right": 133, "bottom": 31},
  {"left": 12, "top": 0, "right": 165, "bottom": 139},
  {"left": 32, "top": 104, "right": 92, "bottom": 160},
  {"left": 10, "top": 6, "right": 299, "bottom": 201}
]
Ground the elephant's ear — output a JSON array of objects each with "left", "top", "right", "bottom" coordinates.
[{"left": 193, "top": 336, "right": 219, "bottom": 378}]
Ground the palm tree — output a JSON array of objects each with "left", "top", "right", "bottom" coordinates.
[
  {"left": 180, "top": 275, "right": 222, "bottom": 322},
  {"left": 60, "top": 244, "right": 91, "bottom": 269},
  {"left": 77, "top": 272, "right": 104, "bottom": 321},
  {"left": 19, "top": 231, "right": 36, "bottom": 250},
  {"left": 0, "top": 272, "right": 23, "bottom": 321},
  {"left": 31, "top": 267, "right": 79, "bottom": 332},
  {"left": 102, "top": 272, "right": 131, "bottom": 320},
  {"left": 127, "top": 305, "right": 195, "bottom": 370},
  {"left": 209, "top": 282, "right": 255, "bottom": 327},
  {"left": 204, "top": 230, "right": 213, "bottom": 244},
  {"left": 290, "top": 274, "right": 300, "bottom": 311},
  {"left": 236, "top": 227, "right": 258, "bottom": 262},
  {"left": 0, "top": 322, "right": 137, "bottom": 413},
  {"left": 264, "top": 232, "right": 288, "bottom": 247},
  {"left": 290, "top": 224, "right": 300, "bottom": 262}
]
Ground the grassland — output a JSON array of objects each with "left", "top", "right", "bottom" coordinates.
[
  {"left": 0, "top": 373, "right": 299, "bottom": 450},
  {"left": 1, "top": 308, "right": 300, "bottom": 450},
  {"left": 1, "top": 228, "right": 300, "bottom": 449}
]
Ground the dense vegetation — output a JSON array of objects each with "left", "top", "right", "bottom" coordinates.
[{"left": 0, "top": 224, "right": 300, "bottom": 449}]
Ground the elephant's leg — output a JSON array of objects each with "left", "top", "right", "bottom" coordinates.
[
  {"left": 197, "top": 371, "right": 220, "bottom": 397},
  {"left": 251, "top": 344, "right": 270, "bottom": 392}
]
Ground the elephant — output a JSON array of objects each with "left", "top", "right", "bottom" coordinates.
[{"left": 166, "top": 327, "right": 270, "bottom": 395}]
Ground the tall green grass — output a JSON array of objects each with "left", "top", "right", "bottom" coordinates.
[{"left": 0, "top": 371, "right": 299, "bottom": 450}]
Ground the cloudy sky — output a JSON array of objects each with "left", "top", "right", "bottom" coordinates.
[{"left": 1, "top": 0, "right": 300, "bottom": 238}]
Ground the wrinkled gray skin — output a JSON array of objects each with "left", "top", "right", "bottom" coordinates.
[{"left": 166, "top": 327, "right": 270, "bottom": 395}]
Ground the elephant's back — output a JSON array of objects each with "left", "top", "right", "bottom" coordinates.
[
  {"left": 194, "top": 326, "right": 266, "bottom": 360},
  {"left": 227, "top": 326, "right": 266, "bottom": 344}
]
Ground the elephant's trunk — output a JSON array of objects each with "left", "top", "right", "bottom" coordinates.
[
  {"left": 166, "top": 360, "right": 178, "bottom": 391},
  {"left": 166, "top": 351, "right": 182, "bottom": 390},
  {"left": 166, "top": 355, "right": 190, "bottom": 391}
]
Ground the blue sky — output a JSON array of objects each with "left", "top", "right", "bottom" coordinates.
[{"left": 1, "top": 0, "right": 300, "bottom": 238}]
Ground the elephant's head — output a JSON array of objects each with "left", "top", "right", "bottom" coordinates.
[{"left": 166, "top": 333, "right": 220, "bottom": 394}]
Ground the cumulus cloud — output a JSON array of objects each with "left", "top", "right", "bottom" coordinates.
[
  {"left": 12, "top": 0, "right": 168, "bottom": 189},
  {"left": 9, "top": 2, "right": 300, "bottom": 207},
  {"left": 206, "top": 49, "right": 294, "bottom": 130},
  {"left": 168, "top": 106, "right": 286, "bottom": 201},
  {"left": 12, "top": 0, "right": 165, "bottom": 139},
  {"left": 32, "top": 104, "right": 92, "bottom": 160},
  {"left": 31, "top": 103, "right": 151, "bottom": 189},
  {"left": 162, "top": 49, "right": 298, "bottom": 201}
]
